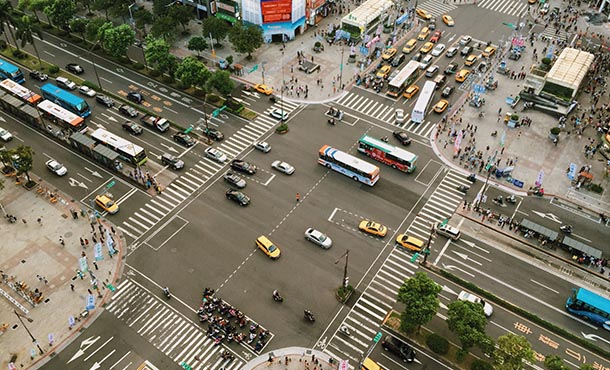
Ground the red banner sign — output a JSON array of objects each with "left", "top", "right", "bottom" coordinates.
[{"left": 261, "top": 0, "right": 292, "bottom": 24}]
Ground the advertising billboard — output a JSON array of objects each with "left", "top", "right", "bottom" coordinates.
[{"left": 261, "top": 0, "right": 292, "bottom": 24}]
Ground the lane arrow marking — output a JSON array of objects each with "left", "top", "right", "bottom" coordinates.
[
  {"left": 84, "top": 167, "right": 103, "bottom": 179},
  {"left": 68, "top": 336, "right": 100, "bottom": 363},
  {"left": 159, "top": 142, "right": 178, "bottom": 153},
  {"left": 68, "top": 177, "right": 89, "bottom": 189}
]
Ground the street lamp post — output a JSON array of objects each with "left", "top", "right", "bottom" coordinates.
[
  {"left": 334, "top": 250, "right": 350, "bottom": 288},
  {"left": 14, "top": 310, "right": 44, "bottom": 355},
  {"left": 339, "top": 46, "right": 345, "bottom": 91}
]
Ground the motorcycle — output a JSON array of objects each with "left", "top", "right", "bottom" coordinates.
[
  {"left": 338, "top": 325, "right": 351, "bottom": 336},
  {"left": 272, "top": 290, "right": 283, "bottom": 302},
  {"left": 328, "top": 118, "right": 336, "bottom": 125},
  {"left": 380, "top": 136, "right": 389, "bottom": 143},
  {"left": 162, "top": 287, "right": 171, "bottom": 299},
  {"left": 269, "top": 95, "right": 277, "bottom": 103},
  {"left": 457, "top": 184, "right": 470, "bottom": 193},
  {"left": 478, "top": 111, "right": 485, "bottom": 118},
  {"left": 492, "top": 196, "right": 507, "bottom": 208},
  {"left": 506, "top": 194, "right": 517, "bottom": 204},
  {"left": 528, "top": 187, "right": 544, "bottom": 196},
  {"left": 560, "top": 225, "right": 573, "bottom": 234},
  {"left": 304, "top": 310, "right": 316, "bottom": 322},
  {"left": 220, "top": 350, "right": 235, "bottom": 362},
  {"left": 5, "top": 214, "right": 16, "bottom": 223},
  {"left": 467, "top": 173, "right": 477, "bottom": 183}
]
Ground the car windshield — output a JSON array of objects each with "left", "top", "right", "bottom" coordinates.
[
  {"left": 268, "top": 244, "right": 277, "bottom": 252},
  {"left": 317, "top": 233, "right": 327, "bottom": 242}
]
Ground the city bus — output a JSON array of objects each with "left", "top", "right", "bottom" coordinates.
[
  {"left": 38, "top": 100, "right": 87, "bottom": 133},
  {"left": 90, "top": 128, "right": 148, "bottom": 166},
  {"left": 566, "top": 287, "right": 610, "bottom": 330},
  {"left": 0, "top": 58, "right": 25, "bottom": 83},
  {"left": 40, "top": 83, "right": 91, "bottom": 118},
  {"left": 357, "top": 134, "right": 417, "bottom": 173},
  {"left": 318, "top": 145, "right": 380, "bottom": 186},
  {"left": 411, "top": 80, "right": 436, "bottom": 124},
  {"left": 386, "top": 60, "right": 420, "bottom": 98},
  {"left": 0, "top": 79, "right": 42, "bottom": 105}
]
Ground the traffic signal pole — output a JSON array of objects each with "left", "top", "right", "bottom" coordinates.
[{"left": 358, "top": 331, "right": 383, "bottom": 369}]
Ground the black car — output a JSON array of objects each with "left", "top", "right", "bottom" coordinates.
[
  {"left": 393, "top": 131, "right": 412, "bottom": 146},
  {"left": 390, "top": 54, "right": 406, "bottom": 67},
  {"left": 203, "top": 127, "right": 224, "bottom": 141},
  {"left": 444, "top": 63, "right": 459, "bottom": 75},
  {"left": 411, "top": 52, "right": 422, "bottom": 62},
  {"left": 95, "top": 94, "right": 114, "bottom": 108},
  {"left": 381, "top": 336, "right": 416, "bottom": 363},
  {"left": 172, "top": 132, "right": 196, "bottom": 147},
  {"left": 66, "top": 63, "right": 84, "bottom": 74},
  {"left": 122, "top": 121, "right": 143, "bottom": 135},
  {"left": 127, "top": 91, "right": 144, "bottom": 104},
  {"left": 230, "top": 159, "right": 257, "bottom": 174},
  {"left": 119, "top": 104, "right": 139, "bottom": 118},
  {"left": 29, "top": 70, "right": 48, "bottom": 81},
  {"left": 223, "top": 172, "right": 246, "bottom": 188},
  {"left": 161, "top": 153, "right": 184, "bottom": 170},
  {"left": 226, "top": 189, "right": 250, "bottom": 206},
  {"left": 441, "top": 85, "right": 454, "bottom": 97}
]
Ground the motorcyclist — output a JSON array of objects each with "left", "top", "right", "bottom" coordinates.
[
  {"left": 273, "top": 290, "right": 281, "bottom": 299},
  {"left": 162, "top": 287, "right": 170, "bottom": 296}
]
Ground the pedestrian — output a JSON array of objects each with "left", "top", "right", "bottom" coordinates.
[
  {"left": 59, "top": 236, "right": 65, "bottom": 246},
  {"left": 84, "top": 238, "right": 89, "bottom": 247},
  {"left": 93, "top": 261, "right": 99, "bottom": 271},
  {"left": 43, "top": 278, "right": 48, "bottom": 285},
  {"left": 37, "top": 217, "right": 43, "bottom": 225},
  {"left": 296, "top": 193, "right": 301, "bottom": 202},
  {"left": 88, "top": 288, "right": 93, "bottom": 295},
  {"left": 92, "top": 235, "right": 97, "bottom": 243},
  {"left": 70, "top": 283, "right": 75, "bottom": 291},
  {"left": 98, "top": 224, "right": 103, "bottom": 234},
  {"left": 111, "top": 226, "right": 115, "bottom": 234},
  {"left": 80, "top": 237, "right": 84, "bottom": 247},
  {"left": 90, "top": 223, "right": 95, "bottom": 232},
  {"left": 22, "top": 218, "right": 27, "bottom": 225}
]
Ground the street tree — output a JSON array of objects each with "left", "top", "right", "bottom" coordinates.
[
  {"left": 544, "top": 355, "right": 569, "bottom": 370},
  {"left": 207, "top": 70, "right": 233, "bottom": 96},
  {"left": 15, "top": 15, "right": 43, "bottom": 66},
  {"left": 133, "top": 8, "right": 153, "bottom": 32},
  {"left": 201, "top": 17, "right": 229, "bottom": 46},
  {"left": 150, "top": 15, "right": 177, "bottom": 41},
  {"left": 493, "top": 333, "right": 535, "bottom": 370},
  {"left": 107, "top": 0, "right": 131, "bottom": 20},
  {"left": 446, "top": 300, "right": 492, "bottom": 352},
  {"left": 85, "top": 17, "right": 107, "bottom": 41},
  {"left": 228, "top": 21, "right": 263, "bottom": 59},
  {"left": 43, "top": 0, "right": 76, "bottom": 30},
  {"left": 0, "top": 0, "right": 17, "bottom": 47},
  {"left": 69, "top": 17, "right": 88, "bottom": 42},
  {"left": 168, "top": 4, "right": 192, "bottom": 33},
  {"left": 187, "top": 36, "right": 207, "bottom": 57},
  {"left": 78, "top": 0, "right": 93, "bottom": 14},
  {"left": 11, "top": 145, "right": 35, "bottom": 183},
  {"left": 17, "top": 0, "right": 49, "bottom": 22},
  {"left": 144, "top": 35, "right": 176, "bottom": 75},
  {"left": 396, "top": 272, "right": 442, "bottom": 333},
  {"left": 152, "top": 0, "right": 174, "bottom": 17},
  {"left": 101, "top": 24, "right": 135, "bottom": 58},
  {"left": 579, "top": 366, "right": 595, "bottom": 370},
  {"left": 174, "top": 56, "right": 210, "bottom": 88},
  {"left": 92, "top": 0, "right": 113, "bottom": 20}
]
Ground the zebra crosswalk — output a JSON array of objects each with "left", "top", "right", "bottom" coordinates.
[
  {"left": 322, "top": 170, "right": 472, "bottom": 363},
  {"left": 106, "top": 280, "right": 245, "bottom": 370},
  {"left": 118, "top": 100, "right": 301, "bottom": 241},
  {"left": 476, "top": 0, "right": 530, "bottom": 16},
  {"left": 538, "top": 26, "right": 570, "bottom": 43},
  {"left": 417, "top": 0, "right": 457, "bottom": 18},
  {"left": 335, "top": 92, "right": 437, "bottom": 137}
]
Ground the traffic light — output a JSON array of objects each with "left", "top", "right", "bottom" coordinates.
[
  {"left": 373, "top": 332, "right": 382, "bottom": 343},
  {"left": 343, "top": 276, "right": 350, "bottom": 288}
]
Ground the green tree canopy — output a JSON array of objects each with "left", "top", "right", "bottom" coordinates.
[
  {"left": 446, "top": 300, "right": 492, "bottom": 352},
  {"left": 152, "top": 0, "right": 174, "bottom": 17},
  {"left": 228, "top": 21, "right": 263, "bottom": 59},
  {"left": 11, "top": 145, "right": 35, "bottom": 183},
  {"left": 168, "top": 4, "right": 191, "bottom": 32},
  {"left": 17, "top": 0, "right": 49, "bottom": 22},
  {"left": 100, "top": 24, "right": 135, "bottom": 58},
  {"left": 15, "top": 15, "right": 43, "bottom": 64},
  {"left": 207, "top": 70, "right": 233, "bottom": 96},
  {"left": 133, "top": 7, "right": 153, "bottom": 30},
  {"left": 92, "top": 0, "right": 113, "bottom": 20},
  {"left": 43, "top": 0, "right": 76, "bottom": 29},
  {"left": 187, "top": 36, "right": 207, "bottom": 56},
  {"left": 0, "top": 0, "right": 17, "bottom": 46},
  {"left": 544, "top": 355, "right": 569, "bottom": 370},
  {"left": 493, "top": 333, "right": 535, "bottom": 370},
  {"left": 150, "top": 15, "right": 176, "bottom": 41},
  {"left": 201, "top": 17, "right": 229, "bottom": 45},
  {"left": 396, "top": 272, "right": 442, "bottom": 333},
  {"left": 174, "top": 56, "right": 210, "bottom": 88},
  {"left": 69, "top": 17, "right": 88, "bottom": 41},
  {"left": 144, "top": 35, "right": 176, "bottom": 75},
  {"left": 85, "top": 17, "right": 106, "bottom": 41}
]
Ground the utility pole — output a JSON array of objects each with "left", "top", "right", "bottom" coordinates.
[
  {"left": 88, "top": 40, "right": 103, "bottom": 92},
  {"left": 339, "top": 46, "right": 345, "bottom": 90},
  {"left": 422, "top": 222, "right": 435, "bottom": 264},
  {"left": 334, "top": 250, "right": 350, "bottom": 288}
]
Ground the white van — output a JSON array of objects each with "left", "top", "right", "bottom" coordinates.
[
  {"left": 56, "top": 76, "right": 76, "bottom": 90},
  {"left": 436, "top": 222, "right": 461, "bottom": 240}
]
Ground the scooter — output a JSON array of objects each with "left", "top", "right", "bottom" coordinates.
[
  {"left": 467, "top": 173, "right": 477, "bottom": 183},
  {"left": 560, "top": 225, "right": 573, "bottom": 234},
  {"left": 528, "top": 187, "right": 544, "bottom": 196},
  {"left": 478, "top": 111, "right": 485, "bottom": 118},
  {"left": 338, "top": 325, "right": 351, "bottom": 336},
  {"left": 380, "top": 136, "right": 389, "bottom": 143},
  {"left": 457, "top": 184, "right": 470, "bottom": 193},
  {"left": 328, "top": 118, "right": 336, "bottom": 125},
  {"left": 492, "top": 196, "right": 507, "bottom": 208},
  {"left": 304, "top": 310, "right": 316, "bottom": 322},
  {"left": 162, "top": 287, "right": 171, "bottom": 299},
  {"left": 220, "top": 350, "right": 235, "bottom": 362},
  {"left": 5, "top": 214, "right": 16, "bottom": 223},
  {"left": 272, "top": 290, "right": 284, "bottom": 302},
  {"left": 506, "top": 194, "right": 517, "bottom": 204}
]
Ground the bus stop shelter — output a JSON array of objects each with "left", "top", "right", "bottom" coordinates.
[
  {"left": 519, "top": 219, "right": 559, "bottom": 241},
  {"left": 561, "top": 236, "right": 602, "bottom": 259}
]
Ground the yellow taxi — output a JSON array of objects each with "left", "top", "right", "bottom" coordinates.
[
  {"left": 482, "top": 46, "right": 496, "bottom": 58},
  {"left": 464, "top": 54, "right": 478, "bottom": 66},
  {"left": 95, "top": 194, "right": 119, "bottom": 214},
  {"left": 419, "top": 42, "right": 434, "bottom": 54},
  {"left": 403, "top": 84, "right": 419, "bottom": 99},
  {"left": 254, "top": 84, "right": 273, "bottom": 95},
  {"left": 455, "top": 69, "right": 471, "bottom": 82},
  {"left": 382, "top": 47, "right": 397, "bottom": 61},
  {"left": 442, "top": 14, "right": 454, "bottom": 26},
  {"left": 376, "top": 65, "right": 392, "bottom": 79},
  {"left": 402, "top": 39, "right": 417, "bottom": 54},
  {"left": 395, "top": 234, "right": 425, "bottom": 251},
  {"left": 358, "top": 220, "right": 387, "bottom": 237},
  {"left": 416, "top": 9, "right": 432, "bottom": 20},
  {"left": 433, "top": 99, "right": 449, "bottom": 113},
  {"left": 417, "top": 27, "right": 430, "bottom": 41},
  {"left": 255, "top": 235, "right": 281, "bottom": 259},
  {"left": 528, "top": 0, "right": 536, "bottom": 4}
]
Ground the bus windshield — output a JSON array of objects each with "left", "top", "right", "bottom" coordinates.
[
  {"left": 357, "top": 134, "right": 417, "bottom": 173},
  {"left": 318, "top": 145, "right": 380, "bottom": 186},
  {"left": 411, "top": 80, "right": 436, "bottom": 124},
  {"left": 0, "top": 58, "right": 25, "bottom": 83},
  {"left": 387, "top": 61, "right": 420, "bottom": 98}
]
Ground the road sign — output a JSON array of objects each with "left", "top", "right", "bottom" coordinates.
[
  {"left": 410, "top": 253, "right": 419, "bottom": 262},
  {"left": 106, "top": 180, "right": 115, "bottom": 189},
  {"left": 373, "top": 332, "right": 382, "bottom": 343},
  {"left": 249, "top": 64, "right": 258, "bottom": 73},
  {"left": 184, "top": 127, "right": 193, "bottom": 134},
  {"left": 502, "top": 22, "right": 516, "bottom": 29},
  {"left": 180, "top": 362, "right": 193, "bottom": 370},
  {"left": 440, "top": 219, "right": 448, "bottom": 227}
]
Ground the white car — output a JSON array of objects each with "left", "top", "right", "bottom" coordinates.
[
  {"left": 271, "top": 160, "right": 295, "bottom": 175},
  {"left": 419, "top": 55, "right": 433, "bottom": 70},
  {"left": 78, "top": 86, "right": 96, "bottom": 97},
  {"left": 431, "top": 43, "right": 446, "bottom": 57},
  {"left": 204, "top": 147, "right": 227, "bottom": 163},
  {"left": 304, "top": 228, "right": 332, "bottom": 249},
  {"left": 458, "top": 290, "right": 493, "bottom": 317},
  {"left": 459, "top": 35, "right": 472, "bottom": 46},
  {"left": 270, "top": 108, "right": 289, "bottom": 121},
  {"left": 253, "top": 141, "right": 271, "bottom": 153},
  {"left": 45, "top": 159, "right": 68, "bottom": 176},
  {"left": 0, "top": 126, "right": 13, "bottom": 142},
  {"left": 395, "top": 109, "right": 405, "bottom": 124}
]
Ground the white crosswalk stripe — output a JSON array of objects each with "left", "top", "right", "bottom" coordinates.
[
  {"left": 538, "top": 26, "right": 569, "bottom": 43},
  {"left": 477, "top": 0, "right": 530, "bottom": 16},
  {"left": 322, "top": 170, "right": 470, "bottom": 361},
  {"left": 417, "top": 0, "right": 457, "bottom": 18},
  {"left": 106, "top": 280, "right": 244, "bottom": 370},
  {"left": 120, "top": 99, "right": 301, "bottom": 240}
]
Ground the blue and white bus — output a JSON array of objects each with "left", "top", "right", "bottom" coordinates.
[
  {"left": 566, "top": 287, "right": 610, "bottom": 330},
  {"left": 40, "top": 83, "right": 91, "bottom": 118},
  {"left": 318, "top": 145, "right": 380, "bottom": 186},
  {"left": 0, "top": 58, "right": 25, "bottom": 83}
]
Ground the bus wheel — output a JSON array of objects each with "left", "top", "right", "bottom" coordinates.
[
  {"left": 391, "top": 165, "right": 397, "bottom": 169},
  {"left": 352, "top": 176, "right": 358, "bottom": 181},
  {"left": 326, "top": 164, "right": 331, "bottom": 169}
]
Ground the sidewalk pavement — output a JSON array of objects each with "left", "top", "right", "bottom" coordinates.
[
  {"left": 242, "top": 347, "right": 339, "bottom": 370},
  {"left": 0, "top": 178, "right": 125, "bottom": 369}
]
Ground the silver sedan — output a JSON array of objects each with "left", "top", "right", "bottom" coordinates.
[{"left": 304, "top": 228, "right": 332, "bottom": 249}]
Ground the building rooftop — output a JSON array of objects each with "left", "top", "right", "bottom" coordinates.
[{"left": 546, "top": 47, "right": 594, "bottom": 90}]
